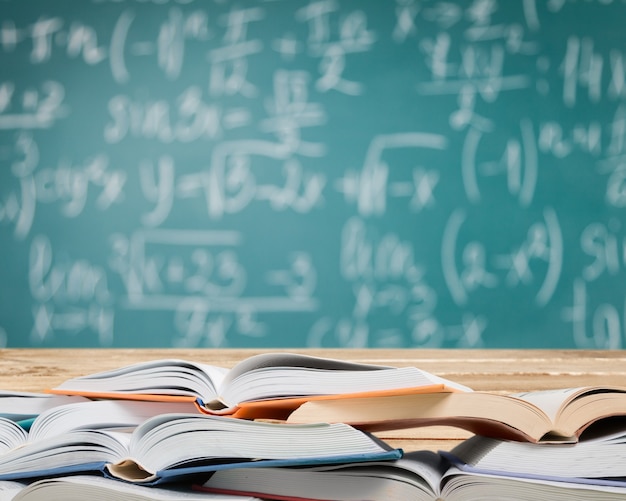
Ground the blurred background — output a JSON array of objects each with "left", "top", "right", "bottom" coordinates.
[{"left": 1, "top": 0, "right": 625, "bottom": 349}]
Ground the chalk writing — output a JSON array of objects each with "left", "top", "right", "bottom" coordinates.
[{"left": 1, "top": 0, "right": 625, "bottom": 348}]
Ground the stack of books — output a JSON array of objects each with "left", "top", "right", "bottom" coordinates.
[{"left": 0, "top": 352, "right": 625, "bottom": 500}]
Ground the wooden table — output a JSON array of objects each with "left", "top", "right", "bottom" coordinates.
[{"left": 2, "top": 348, "right": 625, "bottom": 452}]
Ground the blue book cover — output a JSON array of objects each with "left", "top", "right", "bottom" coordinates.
[{"left": 105, "top": 448, "right": 404, "bottom": 486}]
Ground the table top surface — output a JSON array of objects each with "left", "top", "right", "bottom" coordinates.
[{"left": 2, "top": 348, "right": 625, "bottom": 451}]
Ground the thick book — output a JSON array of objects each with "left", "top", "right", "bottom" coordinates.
[
  {"left": 196, "top": 450, "right": 626, "bottom": 501},
  {"left": 47, "top": 352, "right": 470, "bottom": 417},
  {"left": 0, "top": 412, "right": 401, "bottom": 484},
  {"left": 285, "top": 386, "right": 626, "bottom": 443},
  {"left": 10, "top": 475, "right": 261, "bottom": 501},
  {"left": 447, "top": 428, "right": 626, "bottom": 485}
]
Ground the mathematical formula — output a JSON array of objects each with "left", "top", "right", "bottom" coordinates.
[{"left": 1, "top": 0, "right": 625, "bottom": 349}]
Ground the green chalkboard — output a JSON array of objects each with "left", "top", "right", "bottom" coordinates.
[{"left": 1, "top": 0, "right": 625, "bottom": 348}]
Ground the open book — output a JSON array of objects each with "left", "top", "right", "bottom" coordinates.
[
  {"left": 285, "top": 386, "right": 626, "bottom": 443},
  {"left": 10, "top": 475, "right": 261, "bottom": 501},
  {"left": 197, "top": 450, "right": 626, "bottom": 501},
  {"left": 0, "top": 412, "right": 401, "bottom": 484},
  {"left": 447, "top": 428, "right": 626, "bottom": 484},
  {"left": 48, "top": 352, "right": 470, "bottom": 417}
]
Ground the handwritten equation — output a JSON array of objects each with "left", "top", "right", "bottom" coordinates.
[{"left": 1, "top": 0, "right": 625, "bottom": 349}]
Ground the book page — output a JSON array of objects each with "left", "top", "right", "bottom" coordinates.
[
  {"left": 0, "top": 393, "right": 88, "bottom": 421},
  {"left": 0, "top": 419, "right": 27, "bottom": 453},
  {"left": 220, "top": 353, "right": 393, "bottom": 388},
  {"left": 28, "top": 400, "right": 200, "bottom": 442},
  {"left": 51, "top": 359, "right": 229, "bottom": 401},
  {"left": 511, "top": 388, "right": 584, "bottom": 423}
]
